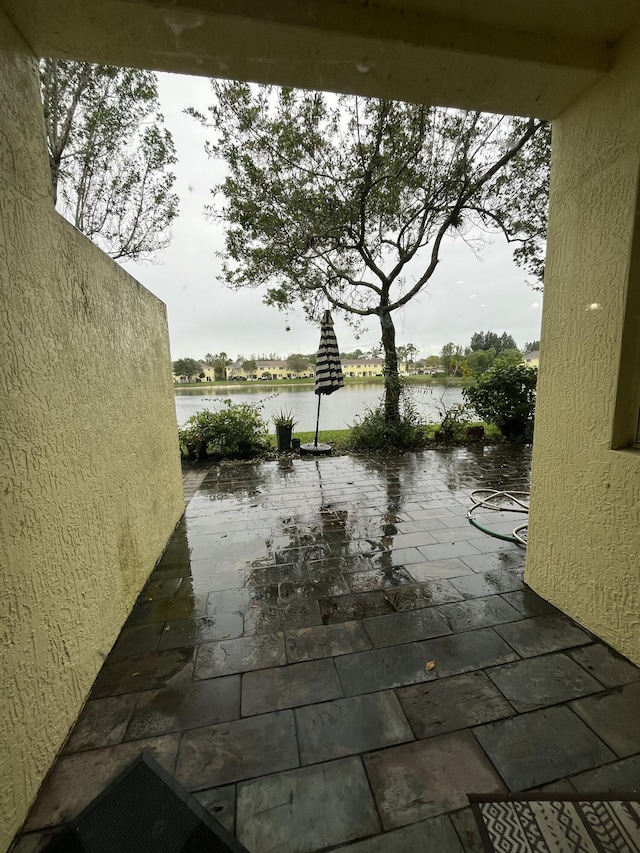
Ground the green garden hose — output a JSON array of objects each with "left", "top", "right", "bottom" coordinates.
[{"left": 467, "top": 489, "right": 529, "bottom": 548}]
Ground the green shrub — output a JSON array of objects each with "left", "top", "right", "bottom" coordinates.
[
  {"left": 463, "top": 363, "right": 537, "bottom": 441},
  {"left": 347, "top": 390, "right": 428, "bottom": 452},
  {"left": 179, "top": 400, "right": 269, "bottom": 461}
]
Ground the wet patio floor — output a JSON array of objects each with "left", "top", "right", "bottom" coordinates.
[{"left": 14, "top": 447, "right": 640, "bottom": 852}]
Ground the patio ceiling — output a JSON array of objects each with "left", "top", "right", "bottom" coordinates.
[{"left": 4, "top": 0, "right": 640, "bottom": 118}]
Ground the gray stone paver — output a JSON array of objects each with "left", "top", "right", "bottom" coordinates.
[
  {"left": 17, "top": 449, "right": 640, "bottom": 852},
  {"left": 236, "top": 757, "right": 380, "bottom": 853}
]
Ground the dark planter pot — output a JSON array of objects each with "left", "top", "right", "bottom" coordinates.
[{"left": 276, "top": 425, "right": 293, "bottom": 452}]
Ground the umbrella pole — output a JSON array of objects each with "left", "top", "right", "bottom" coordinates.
[{"left": 314, "top": 394, "right": 322, "bottom": 447}]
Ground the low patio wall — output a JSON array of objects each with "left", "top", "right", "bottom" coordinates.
[{"left": 0, "top": 14, "right": 184, "bottom": 848}]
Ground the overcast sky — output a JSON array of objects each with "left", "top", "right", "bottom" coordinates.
[{"left": 121, "top": 73, "right": 543, "bottom": 362}]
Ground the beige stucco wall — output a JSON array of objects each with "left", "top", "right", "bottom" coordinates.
[
  {"left": 0, "top": 13, "right": 184, "bottom": 848},
  {"left": 527, "top": 25, "right": 640, "bottom": 665}
]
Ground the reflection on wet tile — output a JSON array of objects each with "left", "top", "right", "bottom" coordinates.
[
  {"left": 63, "top": 695, "right": 138, "bottom": 754},
  {"left": 194, "top": 633, "right": 286, "bottom": 678},
  {"left": 110, "top": 623, "right": 164, "bottom": 658},
  {"left": 285, "top": 621, "right": 372, "bottom": 662},
  {"left": 436, "top": 596, "right": 523, "bottom": 633},
  {"left": 319, "top": 592, "right": 395, "bottom": 624},
  {"left": 175, "top": 711, "right": 298, "bottom": 791},
  {"left": 90, "top": 648, "right": 195, "bottom": 699},
  {"left": 156, "top": 614, "right": 244, "bottom": 650},
  {"left": 241, "top": 659, "right": 343, "bottom": 716},
  {"left": 449, "top": 570, "right": 524, "bottom": 599},
  {"left": 243, "top": 600, "right": 323, "bottom": 635},
  {"left": 385, "top": 581, "right": 463, "bottom": 611},
  {"left": 126, "top": 675, "right": 241, "bottom": 739},
  {"left": 345, "top": 567, "right": 414, "bottom": 593},
  {"left": 126, "top": 596, "right": 208, "bottom": 626},
  {"left": 137, "top": 577, "right": 182, "bottom": 602},
  {"left": 408, "top": 560, "right": 475, "bottom": 581},
  {"left": 364, "top": 608, "right": 451, "bottom": 648}
]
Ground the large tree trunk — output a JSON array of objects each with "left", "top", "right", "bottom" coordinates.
[{"left": 379, "top": 309, "right": 401, "bottom": 425}]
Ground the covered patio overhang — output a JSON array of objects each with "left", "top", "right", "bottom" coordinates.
[{"left": 2, "top": 0, "right": 640, "bottom": 847}]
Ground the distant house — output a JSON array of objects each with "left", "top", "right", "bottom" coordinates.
[
  {"left": 341, "top": 359, "right": 408, "bottom": 378},
  {"left": 227, "top": 360, "right": 315, "bottom": 381},
  {"left": 524, "top": 350, "right": 540, "bottom": 368}
]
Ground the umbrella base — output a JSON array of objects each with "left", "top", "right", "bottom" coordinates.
[{"left": 300, "top": 442, "right": 332, "bottom": 456}]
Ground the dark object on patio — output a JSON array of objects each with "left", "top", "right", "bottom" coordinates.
[
  {"left": 302, "top": 310, "right": 344, "bottom": 456},
  {"left": 43, "top": 753, "right": 251, "bottom": 853},
  {"left": 469, "top": 791, "right": 640, "bottom": 852}
]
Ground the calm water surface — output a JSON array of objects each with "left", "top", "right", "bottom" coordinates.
[{"left": 175, "top": 383, "right": 467, "bottom": 431}]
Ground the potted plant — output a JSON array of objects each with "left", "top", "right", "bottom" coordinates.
[{"left": 273, "top": 407, "right": 297, "bottom": 453}]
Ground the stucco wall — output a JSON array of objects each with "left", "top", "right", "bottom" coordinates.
[
  {"left": 527, "top": 27, "right": 640, "bottom": 665},
  {"left": 0, "top": 14, "right": 184, "bottom": 849}
]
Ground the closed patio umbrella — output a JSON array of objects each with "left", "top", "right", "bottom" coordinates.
[{"left": 301, "top": 311, "right": 344, "bottom": 456}]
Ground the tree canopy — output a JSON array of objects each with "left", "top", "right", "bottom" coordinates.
[
  {"left": 191, "top": 82, "right": 546, "bottom": 423},
  {"left": 469, "top": 331, "right": 518, "bottom": 354},
  {"left": 40, "top": 59, "right": 179, "bottom": 261},
  {"left": 204, "top": 352, "right": 232, "bottom": 380},
  {"left": 286, "top": 354, "right": 311, "bottom": 374},
  {"left": 173, "top": 358, "right": 202, "bottom": 380}
]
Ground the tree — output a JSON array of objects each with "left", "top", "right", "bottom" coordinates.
[
  {"left": 494, "top": 348, "right": 523, "bottom": 368},
  {"left": 524, "top": 340, "right": 540, "bottom": 352},
  {"left": 286, "top": 354, "right": 310, "bottom": 374},
  {"left": 423, "top": 355, "right": 442, "bottom": 371},
  {"left": 466, "top": 348, "right": 495, "bottom": 375},
  {"left": 397, "top": 343, "right": 418, "bottom": 369},
  {"left": 40, "top": 59, "right": 179, "bottom": 261},
  {"left": 204, "top": 352, "right": 232, "bottom": 381},
  {"left": 242, "top": 358, "right": 257, "bottom": 374},
  {"left": 191, "top": 83, "right": 545, "bottom": 425},
  {"left": 441, "top": 343, "right": 466, "bottom": 376},
  {"left": 464, "top": 363, "right": 537, "bottom": 441},
  {"left": 469, "top": 331, "right": 518, "bottom": 354},
  {"left": 173, "top": 358, "right": 202, "bottom": 381}
]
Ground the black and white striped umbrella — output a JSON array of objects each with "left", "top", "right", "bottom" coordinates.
[
  {"left": 306, "top": 311, "right": 344, "bottom": 452},
  {"left": 315, "top": 311, "right": 344, "bottom": 397}
]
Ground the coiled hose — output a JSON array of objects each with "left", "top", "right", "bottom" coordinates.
[{"left": 467, "top": 489, "right": 529, "bottom": 548}]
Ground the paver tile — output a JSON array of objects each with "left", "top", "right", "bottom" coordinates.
[
  {"left": 137, "top": 577, "right": 182, "bottom": 602},
  {"left": 236, "top": 757, "right": 380, "bottom": 853},
  {"left": 408, "top": 559, "right": 475, "bottom": 581},
  {"left": 126, "top": 595, "right": 208, "bottom": 625},
  {"left": 449, "top": 570, "right": 524, "bottom": 599},
  {"left": 363, "top": 608, "right": 451, "bottom": 648},
  {"left": 345, "top": 567, "right": 414, "bottom": 592},
  {"left": 495, "top": 614, "right": 592, "bottom": 657},
  {"left": 241, "top": 658, "right": 342, "bottom": 715},
  {"left": 175, "top": 710, "right": 298, "bottom": 790},
  {"left": 156, "top": 614, "right": 244, "bottom": 650},
  {"left": 90, "top": 648, "right": 194, "bottom": 699},
  {"left": 285, "top": 621, "right": 372, "bottom": 662},
  {"left": 62, "top": 695, "right": 138, "bottom": 754},
  {"left": 335, "top": 815, "right": 464, "bottom": 852},
  {"left": 24, "top": 735, "right": 180, "bottom": 831},
  {"left": 570, "top": 681, "right": 640, "bottom": 757},
  {"left": 569, "top": 756, "right": 640, "bottom": 792},
  {"left": 474, "top": 705, "right": 616, "bottom": 791},
  {"left": 569, "top": 643, "right": 640, "bottom": 688},
  {"left": 125, "top": 675, "right": 241, "bottom": 739},
  {"left": 296, "top": 691, "right": 414, "bottom": 764},
  {"left": 364, "top": 731, "right": 505, "bottom": 829},
  {"left": 384, "top": 580, "right": 463, "bottom": 611},
  {"left": 459, "top": 552, "right": 526, "bottom": 573},
  {"left": 436, "top": 596, "right": 522, "bottom": 633},
  {"left": 450, "top": 808, "right": 485, "bottom": 853},
  {"left": 335, "top": 643, "right": 434, "bottom": 696},
  {"left": 194, "top": 633, "right": 286, "bottom": 678},
  {"left": 417, "top": 541, "right": 482, "bottom": 561},
  {"left": 486, "top": 652, "right": 603, "bottom": 712},
  {"left": 397, "top": 671, "right": 513, "bottom": 739},
  {"left": 109, "top": 623, "right": 164, "bottom": 658},
  {"left": 418, "top": 627, "right": 519, "bottom": 678},
  {"left": 243, "top": 600, "right": 323, "bottom": 635},
  {"left": 193, "top": 784, "right": 236, "bottom": 834},
  {"left": 499, "top": 589, "right": 556, "bottom": 617},
  {"left": 319, "top": 592, "right": 394, "bottom": 624}
]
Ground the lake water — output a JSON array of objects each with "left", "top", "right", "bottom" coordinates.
[{"left": 175, "top": 383, "right": 467, "bottom": 431}]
